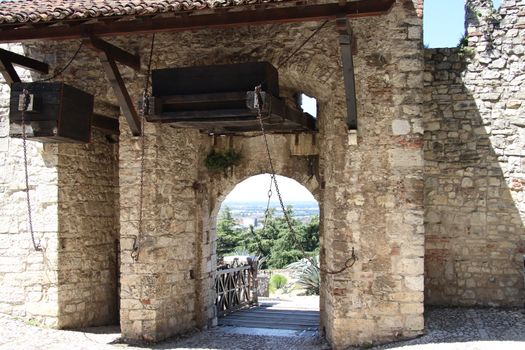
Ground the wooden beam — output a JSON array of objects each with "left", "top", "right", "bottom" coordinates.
[
  {"left": 161, "top": 92, "right": 247, "bottom": 105},
  {"left": 92, "top": 113, "right": 120, "bottom": 135},
  {"left": 0, "top": 55, "right": 21, "bottom": 85},
  {"left": 147, "top": 109, "right": 256, "bottom": 122},
  {"left": 148, "top": 90, "right": 316, "bottom": 132},
  {"left": 337, "top": 17, "right": 358, "bottom": 130},
  {"left": 84, "top": 36, "right": 141, "bottom": 135},
  {"left": 83, "top": 36, "right": 140, "bottom": 70},
  {"left": 0, "top": 1, "right": 395, "bottom": 43},
  {"left": 285, "top": 107, "right": 317, "bottom": 131},
  {"left": 98, "top": 52, "right": 141, "bottom": 136},
  {"left": 0, "top": 48, "right": 49, "bottom": 73}
]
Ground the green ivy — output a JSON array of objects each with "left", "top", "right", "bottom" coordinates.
[
  {"left": 205, "top": 149, "right": 242, "bottom": 174},
  {"left": 457, "top": 34, "right": 475, "bottom": 60}
]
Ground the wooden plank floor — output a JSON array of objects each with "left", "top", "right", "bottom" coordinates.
[{"left": 219, "top": 303, "right": 320, "bottom": 331}]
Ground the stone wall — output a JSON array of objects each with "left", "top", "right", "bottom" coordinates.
[
  {"left": 56, "top": 131, "right": 119, "bottom": 328},
  {"left": 1, "top": 1, "right": 427, "bottom": 348},
  {"left": 112, "top": 2, "right": 426, "bottom": 347},
  {"left": 424, "top": 0, "right": 525, "bottom": 306}
]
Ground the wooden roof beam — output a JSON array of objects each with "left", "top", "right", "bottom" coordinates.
[
  {"left": 0, "top": 55, "right": 20, "bottom": 85},
  {"left": 84, "top": 36, "right": 140, "bottom": 70},
  {"left": 337, "top": 16, "right": 358, "bottom": 130},
  {"left": 0, "top": 48, "right": 49, "bottom": 85},
  {"left": 92, "top": 113, "right": 120, "bottom": 135},
  {"left": 84, "top": 36, "right": 141, "bottom": 136},
  {"left": 0, "top": 48, "right": 49, "bottom": 73},
  {"left": 0, "top": 1, "right": 395, "bottom": 43}
]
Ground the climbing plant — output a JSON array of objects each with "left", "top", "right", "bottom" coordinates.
[
  {"left": 457, "top": 34, "right": 475, "bottom": 60},
  {"left": 205, "top": 149, "right": 242, "bottom": 175}
]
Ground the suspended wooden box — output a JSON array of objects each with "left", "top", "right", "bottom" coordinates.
[
  {"left": 148, "top": 62, "right": 316, "bottom": 134},
  {"left": 9, "top": 82, "right": 94, "bottom": 143}
]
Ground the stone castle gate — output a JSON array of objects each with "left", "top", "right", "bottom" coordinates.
[{"left": 0, "top": 1, "right": 523, "bottom": 349}]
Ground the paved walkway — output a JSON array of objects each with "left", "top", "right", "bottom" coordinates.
[{"left": 0, "top": 307, "right": 524, "bottom": 350}]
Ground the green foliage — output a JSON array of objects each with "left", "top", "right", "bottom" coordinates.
[
  {"left": 216, "top": 205, "right": 320, "bottom": 270},
  {"left": 457, "top": 34, "right": 475, "bottom": 60},
  {"left": 216, "top": 206, "right": 243, "bottom": 259},
  {"left": 288, "top": 256, "right": 320, "bottom": 295},
  {"left": 269, "top": 274, "right": 288, "bottom": 293},
  {"left": 457, "top": 34, "right": 468, "bottom": 49},
  {"left": 205, "top": 149, "right": 242, "bottom": 174},
  {"left": 24, "top": 318, "right": 42, "bottom": 327},
  {"left": 242, "top": 208, "right": 319, "bottom": 269}
]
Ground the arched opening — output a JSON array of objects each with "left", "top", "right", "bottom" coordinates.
[{"left": 213, "top": 173, "right": 321, "bottom": 333}]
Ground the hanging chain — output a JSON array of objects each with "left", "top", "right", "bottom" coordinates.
[
  {"left": 275, "top": 20, "right": 328, "bottom": 70},
  {"left": 131, "top": 33, "right": 156, "bottom": 262},
  {"left": 35, "top": 42, "right": 83, "bottom": 83},
  {"left": 255, "top": 86, "right": 356, "bottom": 275},
  {"left": 15, "top": 42, "right": 83, "bottom": 252},
  {"left": 20, "top": 90, "right": 41, "bottom": 251}
]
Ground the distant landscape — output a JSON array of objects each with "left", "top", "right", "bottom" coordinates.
[{"left": 220, "top": 200, "right": 319, "bottom": 228}]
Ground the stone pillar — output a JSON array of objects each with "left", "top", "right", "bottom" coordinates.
[
  {"left": 0, "top": 43, "right": 60, "bottom": 327},
  {"left": 119, "top": 122, "right": 202, "bottom": 341},
  {"left": 321, "top": 2, "right": 425, "bottom": 348}
]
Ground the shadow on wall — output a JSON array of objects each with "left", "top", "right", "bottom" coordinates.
[{"left": 424, "top": 48, "right": 525, "bottom": 307}]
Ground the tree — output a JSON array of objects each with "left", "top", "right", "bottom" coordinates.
[
  {"left": 302, "top": 215, "right": 320, "bottom": 253},
  {"left": 216, "top": 206, "right": 243, "bottom": 258},
  {"left": 266, "top": 206, "right": 310, "bottom": 268},
  {"left": 216, "top": 205, "right": 320, "bottom": 269},
  {"left": 252, "top": 206, "right": 320, "bottom": 269}
]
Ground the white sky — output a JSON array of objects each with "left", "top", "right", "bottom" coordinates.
[
  {"left": 301, "top": 94, "right": 317, "bottom": 117},
  {"left": 223, "top": 174, "right": 316, "bottom": 203}
]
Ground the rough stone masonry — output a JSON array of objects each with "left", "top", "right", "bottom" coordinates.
[
  {"left": 424, "top": 0, "right": 525, "bottom": 307},
  {"left": 0, "top": 0, "right": 523, "bottom": 349}
]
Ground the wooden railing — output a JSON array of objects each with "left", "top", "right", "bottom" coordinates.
[{"left": 215, "top": 264, "right": 257, "bottom": 316}]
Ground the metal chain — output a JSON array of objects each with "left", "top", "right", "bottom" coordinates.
[
  {"left": 255, "top": 86, "right": 356, "bottom": 275},
  {"left": 262, "top": 175, "right": 273, "bottom": 229},
  {"left": 35, "top": 42, "right": 83, "bottom": 83},
  {"left": 276, "top": 20, "right": 328, "bottom": 70},
  {"left": 16, "top": 42, "right": 83, "bottom": 252},
  {"left": 131, "top": 33, "right": 156, "bottom": 262},
  {"left": 21, "top": 90, "right": 41, "bottom": 251}
]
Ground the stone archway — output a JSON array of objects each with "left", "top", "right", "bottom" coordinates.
[
  {"left": 194, "top": 133, "right": 323, "bottom": 329},
  {"left": 113, "top": 4, "right": 425, "bottom": 347}
]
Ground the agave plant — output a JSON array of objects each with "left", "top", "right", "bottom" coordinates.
[{"left": 287, "top": 255, "right": 320, "bottom": 295}]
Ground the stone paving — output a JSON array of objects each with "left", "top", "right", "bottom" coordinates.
[{"left": 0, "top": 307, "right": 524, "bottom": 350}]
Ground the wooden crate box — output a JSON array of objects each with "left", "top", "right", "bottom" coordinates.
[{"left": 9, "top": 82, "right": 94, "bottom": 143}]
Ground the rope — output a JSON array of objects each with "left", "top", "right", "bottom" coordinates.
[
  {"left": 131, "top": 33, "right": 156, "bottom": 262},
  {"left": 255, "top": 85, "right": 356, "bottom": 275}
]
